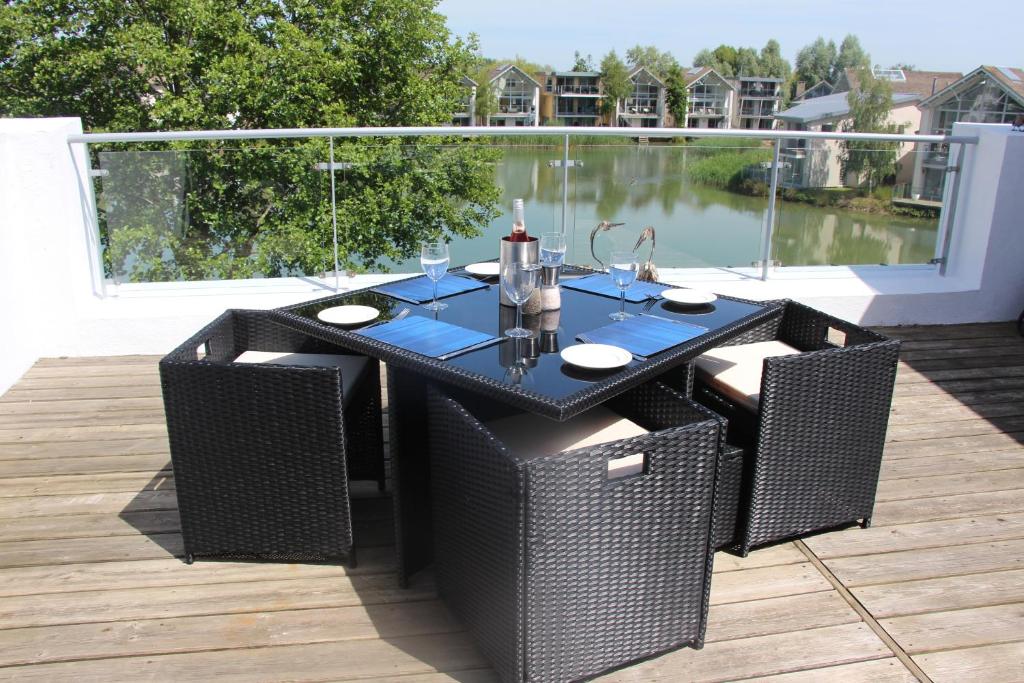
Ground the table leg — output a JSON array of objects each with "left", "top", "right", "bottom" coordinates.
[{"left": 386, "top": 366, "right": 434, "bottom": 587}]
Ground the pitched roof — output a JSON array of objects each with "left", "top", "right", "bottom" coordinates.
[
  {"left": 775, "top": 91, "right": 919, "bottom": 124},
  {"left": 487, "top": 64, "right": 542, "bottom": 88},
  {"left": 628, "top": 66, "right": 665, "bottom": 88},
  {"left": 794, "top": 80, "right": 834, "bottom": 101},
  {"left": 983, "top": 65, "right": 1024, "bottom": 101},
  {"left": 919, "top": 65, "right": 1024, "bottom": 108},
  {"left": 837, "top": 68, "right": 961, "bottom": 98},
  {"left": 684, "top": 67, "right": 736, "bottom": 89},
  {"left": 460, "top": 75, "right": 478, "bottom": 87}
]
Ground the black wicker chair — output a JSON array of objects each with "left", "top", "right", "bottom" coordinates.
[
  {"left": 427, "top": 381, "right": 723, "bottom": 683},
  {"left": 160, "top": 309, "right": 385, "bottom": 566},
  {"left": 691, "top": 300, "right": 900, "bottom": 556}
]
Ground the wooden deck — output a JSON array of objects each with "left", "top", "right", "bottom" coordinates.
[{"left": 0, "top": 322, "right": 1022, "bottom": 681}]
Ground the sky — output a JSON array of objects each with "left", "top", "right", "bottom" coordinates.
[{"left": 436, "top": 0, "right": 1020, "bottom": 74}]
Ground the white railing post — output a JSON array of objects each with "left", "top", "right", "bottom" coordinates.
[
  {"left": 561, "top": 133, "right": 570, "bottom": 236},
  {"left": 328, "top": 136, "right": 340, "bottom": 292},
  {"left": 934, "top": 142, "right": 967, "bottom": 277},
  {"left": 760, "top": 138, "right": 782, "bottom": 281}
]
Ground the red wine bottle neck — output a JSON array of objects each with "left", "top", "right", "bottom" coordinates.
[{"left": 509, "top": 224, "right": 529, "bottom": 242}]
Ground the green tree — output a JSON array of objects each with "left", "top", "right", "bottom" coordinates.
[
  {"left": 472, "top": 65, "right": 499, "bottom": 125},
  {"left": 599, "top": 50, "right": 631, "bottom": 118},
  {"left": 759, "top": 40, "right": 791, "bottom": 80},
  {"left": 625, "top": 45, "right": 679, "bottom": 78},
  {"left": 664, "top": 63, "right": 689, "bottom": 127},
  {"left": 842, "top": 68, "right": 905, "bottom": 190},
  {"left": 794, "top": 37, "right": 838, "bottom": 88},
  {"left": 0, "top": 0, "right": 502, "bottom": 279},
  {"left": 693, "top": 47, "right": 734, "bottom": 77},
  {"left": 735, "top": 47, "right": 760, "bottom": 77},
  {"left": 832, "top": 35, "right": 871, "bottom": 83},
  {"left": 572, "top": 50, "right": 595, "bottom": 72}
]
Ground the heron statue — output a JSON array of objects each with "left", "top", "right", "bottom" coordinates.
[{"left": 588, "top": 220, "right": 658, "bottom": 282}]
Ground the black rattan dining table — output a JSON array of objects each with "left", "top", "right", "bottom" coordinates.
[{"left": 272, "top": 266, "right": 781, "bottom": 585}]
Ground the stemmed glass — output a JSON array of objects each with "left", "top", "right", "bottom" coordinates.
[
  {"left": 539, "top": 232, "right": 567, "bottom": 268},
  {"left": 420, "top": 242, "right": 450, "bottom": 311},
  {"left": 608, "top": 250, "right": 639, "bottom": 321},
  {"left": 500, "top": 261, "right": 541, "bottom": 338}
]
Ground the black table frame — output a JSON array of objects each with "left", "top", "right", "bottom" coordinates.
[{"left": 272, "top": 267, "right": 783, "bottom": 584}]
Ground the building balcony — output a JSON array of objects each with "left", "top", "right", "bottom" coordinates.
[
  {"left": 557, "top": 85, "right": 602, "bottom": 96},
  {"left": 1, "top": 117, "right": 1020, "bottom": 683}
]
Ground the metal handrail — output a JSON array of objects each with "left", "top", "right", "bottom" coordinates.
[{"left": 67, "top": 125, "right": 979, "bottom": 145}]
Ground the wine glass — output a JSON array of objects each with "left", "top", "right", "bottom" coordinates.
[
  {"left": 608, "top": 250, "right": 639, "bottom": 321},
  {"left": 420, "top": 242, "right": 450, "bottom": 311},
  {"left": 500, "top": 261, "right": 541, "bottom": 338},
  {"left": 539, "top": 232, "right": 567, "bottom": 268}
]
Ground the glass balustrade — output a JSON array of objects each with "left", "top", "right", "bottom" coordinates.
[{"left": 88, "top": 129, "right": 962, "bottom": 287}]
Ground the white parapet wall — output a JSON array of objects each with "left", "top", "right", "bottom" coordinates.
[{"left": 0, "top": 118, "right": 1022, "bottom": 396}]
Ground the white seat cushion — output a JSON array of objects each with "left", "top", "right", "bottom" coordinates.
[
  {"left": 694, "top": 340, "right": 801, "bottom": 412},
  {"left": 234, "top": 351, "right": 369, "bottom": 407},
  {"left": 484, "top": 406, "right": 648, "bottom": 457}
]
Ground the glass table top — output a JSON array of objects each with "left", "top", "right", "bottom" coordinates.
[{"left": 280, "top": 269, "right": 772, "bottom": 408}]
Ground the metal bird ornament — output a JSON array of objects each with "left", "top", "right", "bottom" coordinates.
[
  {"left": 634, "top": 226, "right": 658, "bottom": 283},
  {"left": 588, "top": 220, "right": 658, "bottom": 282},
  {"left": 589, "top": 220, "right": 625, "bottom": 269}
]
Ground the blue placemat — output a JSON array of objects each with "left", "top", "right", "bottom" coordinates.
[
  {"left": 372, "top": 275, "right": 488, "bottom": 304},
  {"left": 561, "top": 273, "right": 670, "bottom": 303},
  {"left": 577, "top": 314, "right": 708, "bottom": 359},
  {"left": 355, "top": 316, "right": 501, "bottom": 359}
]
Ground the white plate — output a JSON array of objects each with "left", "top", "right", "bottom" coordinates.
[
  {"left": 561, "top": 344, "right": 632, "bottom": 370},
  {"left": 661, "top": 288, "right": 717, "bottom": 306},
  {"left": 317, "top": 305, "right": 379, "bottom": 325},
  {"left": 464, "top": 262, "right": 500, "bottom": 276}
]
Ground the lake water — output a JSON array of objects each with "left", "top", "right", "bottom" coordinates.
[{"left": 394, "top": 145, "right": 939, "bottom": 273}]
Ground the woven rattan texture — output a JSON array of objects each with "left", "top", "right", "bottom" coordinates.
[
  {"left": 713, "top": 444, "right": 744, "bottom": 549},
  {"left": 694, "top": 301, "right": 900, "bottom": 555},
  {"left": 428, "top": 381, "right": 721, "bottom": 683},
  {"left": 160, "top": 310, "right": 385, "bottom": 564}
]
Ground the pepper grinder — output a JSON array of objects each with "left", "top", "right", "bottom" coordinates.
[{"left": 540, "top": 264, "right": 561, "bottom": 311}]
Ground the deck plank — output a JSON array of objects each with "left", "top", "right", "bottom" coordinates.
[
  {"left": 880, "top": 603, "right": 1024, "bottom": 655},
  {"left": 0, "top": 323, "right": 1022, "bottom": 680},
  {"left": 852, "top": 569, "right": 1024, "bottom": 618},
  {"left": 914, "top": 641, "right": 1024, "bottom": 683}
]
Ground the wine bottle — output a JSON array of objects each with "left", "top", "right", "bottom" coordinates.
[{"left": 508, "top": 198, "right": 530, "bottom": 242}]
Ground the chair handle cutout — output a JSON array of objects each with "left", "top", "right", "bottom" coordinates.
[{"left": 607, "top": 452, "right": 647, "bottom": 480}]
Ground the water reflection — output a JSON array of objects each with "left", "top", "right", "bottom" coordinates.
[{"left": 420, "top": 146, "right": 939, "bottom": 273}]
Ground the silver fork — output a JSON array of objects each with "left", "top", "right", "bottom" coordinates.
[{"left": 642, "top": 297, "right": 659, "bottom": 312}]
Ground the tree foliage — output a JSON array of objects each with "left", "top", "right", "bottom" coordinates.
[
  {"left": 842, "top": 68, "right": 905, "bottom": 189},
  {"left": 0, "top": 0, "right": 502, "bottom": 280},
  {"left": 693, "top": 40, "right": 790, "bottom": 80},
  {"left": 625, "top": 45, "right": 679, "bottom": 78},
  {"left": 794, "top": 34, "right": 871, "bottom": 90},
  {"left": 664, "top": 63, "right": 689, "bottom": 127},
  {"left": 832, "top": 35, "right": 871, "bottom": 83},
  {"left": 759, "top": 40, "right": 790, "bottom": 80},
  {"left": 794, "top": 37, "right": 838, "bottom": 89},
  {"left": 599, "top": 50, "right": 631, "bottom": 117},
  {"left": 572, "top": 50, "right": 595, "bottom": 72}
]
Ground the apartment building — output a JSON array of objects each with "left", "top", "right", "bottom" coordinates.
[
  {"left": 618, "top": 67, "right": 666, "bottom": 128},
  {"left": 775, "top": 91, "right": 921, "bottom": 188},
  {"left": 910, "top": 65, "right": 1024, "bottom": 199},
  {"left": 776, "top": 67, "right": 962, "bottom": 190},
  {"left": 452, "top": 76, "right": 477, "bottom": 126},
  {"left": 485, "top": 65, "right": 541, "bottom": 127},
  {"left": 684, "top": 67, "right": 735, "bottom": 128},
  {"left": 549, "top": 72, "right": 604, "bottom": 126},
  {"left": 735, "top": 76, "right": 783, "bottom": 129}
]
